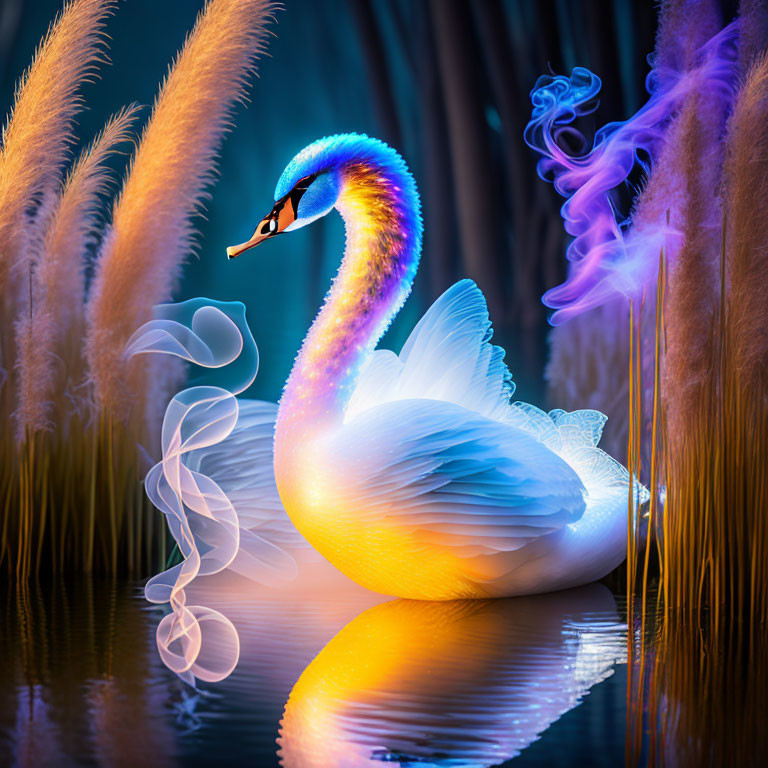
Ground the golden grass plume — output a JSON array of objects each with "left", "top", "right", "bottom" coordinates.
[
  {"left": 722, "top": 53, "right": 768, "bottom": 380},
  {"left": 14, "top": 106, "right": 139, "bottom": 439},
  {"left": 1, "top": 0, "right": 278, "bottom": 579},
  {"left": 0, "top": 0, "right": 114, "bottom": 294},
  {"left": 86, "top": 0, "right": 278, "bottom": 415},
  {"left": 661, "top": 92, "right": 727, "bottom": 437}
]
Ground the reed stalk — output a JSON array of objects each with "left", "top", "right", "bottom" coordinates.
[
  {"left": 648, "top": 54, "right": 768, "bottom": 629},
  {"left": 1, "top": 0, "right": 278, "bottom": 580},
  {"left": 0, "top": 418, "right": 158, "bottom": 578},
  {"left": 621, "top": 20, "right": 768, "bottom": 762},
  {"left": 627, "top": 218, "right": 768, "bottom": 764}
]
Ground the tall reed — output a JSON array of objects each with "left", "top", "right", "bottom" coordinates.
[
  {"left": 86, "top": 0, "right": 278, "bottom": 418},
  {"left": 654, "top": 52, "right": 768, "bottom": 628},
  {"left": 567, "top": 7, "right": 768, "bottom": 761},
  {"left": 626, "top": 590, "right": 768, "bottom": 767},
  {"left": 626, "top": 232, "right": 768, "bottom": 764},
  {"left": 624, "top": 56, "right": 768, "bottom": 765},
  {"left": 15, "top": 106, "right": 139, "bottom": 439},
  {"left": 540, "top": 1, "right": 766, "bottom": 625},
  {"left": 0, "top": 0, "right": 113, "bottom": 482},
  {"left": 1, "top": 0, "right": 278, "bottom": 580},
  {"left": 2, "top": 578, "right": 180, "bottom": 764}
]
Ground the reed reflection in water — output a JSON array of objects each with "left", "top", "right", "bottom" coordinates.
[
  {"left": 0, "top": 566, "right": 384, "bottom": 768},
  {"left": 0, "top": 579, "right": 181, "bottom": 767},
  {"left": 627, "top": 604, "right": 768, "bottom": 768},
  {"left": 3, "top": 567, "right": 768, "bottom": 766}
]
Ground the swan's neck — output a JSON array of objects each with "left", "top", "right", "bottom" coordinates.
[{"left": 278, "top": 161, "right": 421, "bottom": 435}]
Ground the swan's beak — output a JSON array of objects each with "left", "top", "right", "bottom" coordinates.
[
  {"left": 226, "top": 173, "right": 319, "bottom": 259},
  {"left": 226, "top": 220, "right": 275, "bottom": 259},
  {"left": 226, "top": 193, "right": 297, "bottom": 259}
]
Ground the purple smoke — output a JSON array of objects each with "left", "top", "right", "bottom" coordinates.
[{"left": 525, "top": 22, "right": 738, "bottom": 325}]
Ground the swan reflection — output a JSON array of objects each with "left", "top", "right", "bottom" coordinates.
[{"left": 278, "top": 584, "right": 624, "bottom": 768}]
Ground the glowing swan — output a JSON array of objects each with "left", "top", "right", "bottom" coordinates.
[{"left": 227, "top": 133, "right": 646, "bottom": 600}]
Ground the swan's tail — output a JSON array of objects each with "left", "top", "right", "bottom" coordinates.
[{"left": 506, "top": 401, "right": 649, "bottom": 506}]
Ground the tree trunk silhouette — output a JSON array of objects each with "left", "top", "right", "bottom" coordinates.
[{"left": 429, "top": 0, "right": 504, "bottom": 324}]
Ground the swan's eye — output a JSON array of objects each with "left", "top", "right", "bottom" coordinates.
[{"left": 261, "top": 217, "right": 278, "bottom": 235}]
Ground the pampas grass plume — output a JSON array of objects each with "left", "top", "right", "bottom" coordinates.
[
  {"left": 86, "top": 0, "right": 278, "bottom": 414},
  {"left": 0, "top": 0, "right": 114, "bottom": 292},
  {"left": 662, "top": 92, "right": 728, "bottom": 434},
  {"left": 14, "top": 107, "right": 139, "bottom": 439},
  {"left": 0, "top": 0, "right": 280, "bottom": 579},
  {"left": 722, "top": 54, "right": 768, "bottom": 381},
  {"left": 738, "top": 0, "right": 768, "bottom": 72}
]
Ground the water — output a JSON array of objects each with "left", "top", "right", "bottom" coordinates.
[
  {"left": 1, "top": 569, "right": 635, "bottom": 767},
  {"left": 8, "top": 569, "right": 766, "bottom": 767}
]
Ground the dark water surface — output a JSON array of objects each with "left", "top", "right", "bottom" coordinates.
[
  {"left": 4, "top": 572, "right": 768, "bottom": 768},
  {"left": 1, "top": 572, "right": 632, "bottom": 767},
  {"left": 9, "top": 568, "right": 766, "bottom": 767}
]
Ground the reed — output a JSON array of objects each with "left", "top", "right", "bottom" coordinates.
[
  {"left": 662, "top": 100, "right": 725, "bottom": 440},
  {"left": 624, "top": 58, "right": 768, "bottom": 758},
  {"left": 15, "top": 106, "right": 139, "bottom": 440},
  {"left": 651, "top": 52, "right": 768, "bottom": 629},
  {"left": 1, "top": 0, "right": 277, "bottom": 580},
  {"left": 626, "top": 237, "right": 768, "bottom": 764},
  {"left": 86, "top": 0, "right": 278, "bottom": 417},
  {"left": 623, "top": 52, "right": 768, "bottom": 765},
  {"left": 532, "top": 2, "right": 767, "bottom": 755},
  {"left": 0, "top": 0, "right": 113, "bottom": 451},
  {"left": 2, "top": 418, "right": 161, "bottom": 581},
  {"left": 653, "top": 0, "right": 722, "bottom": 84},
  {"left": 0, "top": 0, "right": 114, "bottom": 293},
  {"left": 626, "top": 584, "right": 768, "bottom": 767}
]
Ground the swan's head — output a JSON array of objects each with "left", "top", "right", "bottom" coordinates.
[{"left": 226, "top": 133, "right": 410, "bottom": 259}]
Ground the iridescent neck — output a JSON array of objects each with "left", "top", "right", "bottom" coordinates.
[{"left": 278, "top": 159, "right": 422, "bottom": 432}]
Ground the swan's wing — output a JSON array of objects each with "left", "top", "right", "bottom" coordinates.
[
  {"left": 327, "top": 398, "right": 586, "bottom": 556},
  {"left": 188, "top": 399, "right": 313, "bottom": 555},
  {"left": 344, "top": 281, "right": 639, "bottom": 511},
  {"left": 346, "top": 280, "right": 515, "bottom": 423}
]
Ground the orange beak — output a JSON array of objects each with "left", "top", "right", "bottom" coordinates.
[
  {"left": 226, "top": 218, "right": 276, "bottom": 259},
  {"left": 226, "top": 190, "right": 299, "bottom": 259}
]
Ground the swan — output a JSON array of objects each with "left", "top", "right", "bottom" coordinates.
[{"left": 226, "top": 133, "right": 645, "bottom": 600}]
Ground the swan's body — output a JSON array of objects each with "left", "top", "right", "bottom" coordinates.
[{"left": 228, "top": 133, "right": 645, "bottom": 600}]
